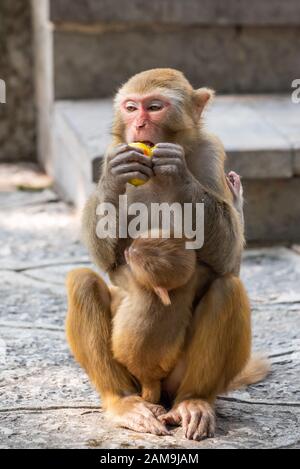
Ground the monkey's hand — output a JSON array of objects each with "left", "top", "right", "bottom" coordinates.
[
  {"left": 226, "top": 171, "right": 243, "bottom": 203},
  {"left": 111, "top": 395, "right": 171, "bottom": 436},
  {"left": 158, "top": 399, "right": 215, "bottom": 441},
  {"left": 226, "top": 171, "right": 244, "bottom": 225},
  {"left": 152, "top": 143, "right": 190, "bottom": 183},
  {"left": 105, "top": 144, "right": 154, "bottom": 193}
]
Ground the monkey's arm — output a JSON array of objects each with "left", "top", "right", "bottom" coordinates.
[
  {"left": 193, "top": 137, "right": 245, "bottom": 274},
  {"left": 152, "top": 142, "right": 244, "bottom": 276},
  {"left": 82, "top": 144, "right": 154, "bottom": 272},
  {"left": 82, "top": 182, "right": 119, "bottom": 272},
  {"left": 187, "top": 177, "right": 244, "bottom": 276}
]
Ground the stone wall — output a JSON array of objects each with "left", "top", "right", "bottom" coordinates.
[{"left": 0, "top": 0, "right": 36, "bottom": 162}]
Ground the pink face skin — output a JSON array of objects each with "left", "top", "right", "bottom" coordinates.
[{"left": 120, "top": 94, "right": 171, "bottom": 146}]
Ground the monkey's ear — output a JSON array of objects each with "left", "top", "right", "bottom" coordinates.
[
  {"left": 193, "top": 88, "right": 215, "bottom": 117},
  {"left": 153, "top": 286, "right": 171, "bottom": 306}
]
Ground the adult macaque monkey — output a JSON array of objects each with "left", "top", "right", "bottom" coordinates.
[{"left": 66, "top": 69, "right": 268, "bottom": 440}]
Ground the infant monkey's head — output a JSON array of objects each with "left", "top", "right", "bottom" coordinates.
[{"left": 125, "top": 231, "right": 196, "bottom": 305}]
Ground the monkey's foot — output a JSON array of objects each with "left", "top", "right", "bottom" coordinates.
[
  {"left": 111, "top": 395, "right": 171, "bottom": 436},
  {"left": 159, "top": 399, "right": 215, "bottom": 441}
]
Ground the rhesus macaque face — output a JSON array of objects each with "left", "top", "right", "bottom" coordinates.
[
  {"left": 113, "top": 69, "right": 214, "bottom": 156},
  {"left": 110, "top": 69, "right": 215, "bottom": 191},
  {"left": 120, "top": 93, "right": 171, "bottom": 146}
]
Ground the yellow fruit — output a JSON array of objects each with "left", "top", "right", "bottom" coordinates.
[{"left": 128, "top": 142, "right": 154, "bottom": 186}]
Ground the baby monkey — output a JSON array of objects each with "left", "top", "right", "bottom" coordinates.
[{"left": 111, "top": 231, "right": 204, "bottom": 404}]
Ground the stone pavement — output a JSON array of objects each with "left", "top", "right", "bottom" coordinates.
[{"left": 0, "top": 165, "right": 299, "bottom": 449}]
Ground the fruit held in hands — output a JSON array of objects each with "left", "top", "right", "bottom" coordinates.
[{"left": 129, "top": 142, "right": 154, "bottom": 186}]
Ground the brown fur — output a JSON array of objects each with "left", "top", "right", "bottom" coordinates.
[
  {"left": 67, "top": 68, "right": 268, "bottom": 440},
  {"left": 228, "top": 355, "right": 271, "bottom": 392}
]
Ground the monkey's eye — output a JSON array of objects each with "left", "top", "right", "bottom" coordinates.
[
  {"left": 148, "top": 102, "right": 163, "bottom": 112},
  {"left": 125, "top": 102, "right": 138, "bottom": 112}
]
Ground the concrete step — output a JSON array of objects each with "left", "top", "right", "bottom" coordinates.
[
  {"left": 46, "top": 0, "right": 300, "bottom": 98},
  {"left": 52, "top": 27, "right": 300, "bottom": 98},
  {"left": 50, "top": 0, "right": 300, "bottom": 26},
  {"left": 50, "top": 94, "right": 300, "bottom": 244}
]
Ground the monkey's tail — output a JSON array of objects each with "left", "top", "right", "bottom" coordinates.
[{"left": 227, "top": 354, "right": 270, "bottom": 392}]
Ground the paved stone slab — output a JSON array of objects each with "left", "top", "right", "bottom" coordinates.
[
  {"left": 1, "top": 401, "right": 299, "bottom": 449},
  {"left": 0, "top": 326, "right": 99, "bottom": 409},
  {"left": 0, "top": 192, "right": 86, "bottom": 268},
  {"left": 0, "top": 264, "right": 109, "bottom": 329},
  {"left": 0, "top": 189, "right": 59, "bottom": 209},
  {"left": 0, "top": 271, "right": 65, "bottom": 327},
  {"left": 1, "top": 174, "right": 300, "bottom": 448},
  {"left": 241, "top": 248, "right": 300, "bottom": 304}
]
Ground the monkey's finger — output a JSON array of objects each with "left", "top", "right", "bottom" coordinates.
[
  {"left": 115, "top": 172, "right": 150, "bottom": 185},
  {"left": 207, "top": 413, "right": 216, "bottom": 439},
  {"left": 135, "top": 404, "right": 168, "bottom": 422},
  {"left": 112, "top": 163, "right": 153, "bottom": 178},
  {"left": 159, "top": 409, "right": 181, "bottom": 426},
  {"left": 180, "top": 406, "right": 191, "bottom": 435},
  {"left": 117, "top": 411, "right": 170, "bottom": 436},
  {"left": 152, "top": 157, "right": 183, "bottom": 167},
  {"left": 152, "top": 149, "right": 183, "bottom": 160},
  {"left": 192, "top": 413, "right": 210, "bottom": 441},
  {"left": 226, "top": 176, "right": 235, "bottom": 193},
  {"left": 110, "top": 150, "right": 153, "bottom": 168},
  {"left": 228, "top": 170, "right": 240, "bottom": 181},
  {"left": 146, "top": 403, "right": 166, "bottom": 418},
  {"left": 227, "top": 172, "right": 241, "bottom": 190},
  {"left": 155, "top": 143, "right": 183, "bottom": 151},
  {"left": 138, "top": 415, "right": 171, "bottom": 436},
  {"left": 109, "top": 144, "right": 132, "bottom": 159},
  {"left": 185, "top": 412, "right": 201, "bottom": 439},
  {"left": 121, "top": 420, "right": 164, "bottom": 436}
]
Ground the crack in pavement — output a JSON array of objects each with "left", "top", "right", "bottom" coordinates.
[
  {"left": 218, "top": 396, "right": 300, "bottom": 407},
  {"left": 0, "top": 405, "right": 101, "bottom": 413},
  {"left": 0, "top": 197, "right": 60, "bottom": 211},
  {"left": 0, "top": 258, "right": 91, "bottom": 273},
  {"left": 1, "top": 399, "right": 300, "bottom": 415},
  {"left": 0, "top": 322, "right": 64, "bottom": 332}
]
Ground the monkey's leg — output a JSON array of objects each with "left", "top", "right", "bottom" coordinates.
[
  {"left": 142, "top": 380, "right": 161, "bottom": 404},
  {"left": 160, "top": 275, "right": 251, "bottom": 441},
  {"left": 66, "top": 268, "right": 169, "bottom": 436}
]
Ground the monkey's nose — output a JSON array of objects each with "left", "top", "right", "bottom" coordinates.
[{"left": 136, "top": 120, "right": 147, "bottom": 129}]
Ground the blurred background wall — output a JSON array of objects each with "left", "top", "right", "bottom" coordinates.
[
  {"left": 0, "top": 0, "right": 300, "bottom": 244},
  {"left": 0, "top": 0, "right": 36, "bottom": 162}
]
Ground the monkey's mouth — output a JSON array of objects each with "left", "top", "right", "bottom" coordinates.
[{"left": 135, "top": 140, "right": 155, "bottom": 148}]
